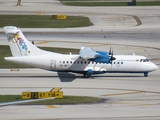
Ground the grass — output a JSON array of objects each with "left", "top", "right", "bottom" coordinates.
[
  {"left": 0, "top": 15, "right": 93, "bottom": 28},
  {"left": 137, "top": 1, "right": 160, "bottom": 6},
  {"left": 0, "top": 45, "right": 79, "bottom": 68},
  {"left": 0, "top": 95, "right": 21, "bottom": 103},
  {"left": 41, "top": 46, "right": 79, "bottom": 54},
  {"left": 0, "top": 95, "right": 101, "bottom": 105},
  {"left": 60, "top": 1, "right": 160, "bottom": 6},
  {"left": 62, "top": 2, "right": 127, "bottom": 6}
]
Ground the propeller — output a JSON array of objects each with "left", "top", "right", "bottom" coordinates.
[
  {"left": 109, "top": 47, "right": 112, "bottom": 55},
  {"left": 109, "top": 47, "right": 116, "bottom": 69},
  {"left": 109, "top": 46, "right": 115, "bottom": 61}
]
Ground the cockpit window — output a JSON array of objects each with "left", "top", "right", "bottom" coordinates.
[{"left": 140, "top": 59, "right": 149, "bottom": 62}]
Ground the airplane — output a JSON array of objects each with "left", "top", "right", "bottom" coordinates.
[{"left": 4, "top": 26, "right": 158, "bottom": 78}]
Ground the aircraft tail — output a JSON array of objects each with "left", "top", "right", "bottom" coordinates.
[{"left": 4, "top": 26, "right": 48, "bottom": 57}]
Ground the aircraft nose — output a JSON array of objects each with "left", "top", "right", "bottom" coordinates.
[
  {"left": 147, "top": 62, "right": 158, "bottom": 71},
  {"left": 151, "top": 63, "right": 158, "bottom": 71}
]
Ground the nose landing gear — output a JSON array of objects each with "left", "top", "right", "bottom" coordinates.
[{"left": 144, "top": 72, "right": 148, "bottom": 77}]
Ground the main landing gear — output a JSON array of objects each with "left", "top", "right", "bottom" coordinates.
[
  {"left": 83, "top": 73, "right": 91, "bottom": 78},
  {"left": 83, "top": 69, "right": 93, "bottom": 78}
]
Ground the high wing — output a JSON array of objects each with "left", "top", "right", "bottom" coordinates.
[
  {"left": 80, "top": 47, "right": 115, "bottom": 63},
  {"left": 80, "top": 47, "right": 98, "bottom": 60}
]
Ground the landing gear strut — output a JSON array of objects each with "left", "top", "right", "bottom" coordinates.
[
  {"left": 83, "top": 69, "right": 93, "bottom": 78},
  {"left": 83, "top": 73, "right": 91, "bottom": 78},
  {"left": 144, "top": 72, "right": 148, "bottom": 77}
]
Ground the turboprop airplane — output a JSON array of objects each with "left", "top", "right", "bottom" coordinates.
[{"left": 4, "top": 26, "right": 158, "bottom": 78}]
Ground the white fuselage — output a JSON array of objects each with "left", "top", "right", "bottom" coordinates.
[{"left": 5, "top": 53, "right": 158, "bottom": 74}]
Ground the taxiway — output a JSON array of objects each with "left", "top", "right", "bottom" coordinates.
[{"left": 0, "top": 0, "right": 160, "bottom": 119}]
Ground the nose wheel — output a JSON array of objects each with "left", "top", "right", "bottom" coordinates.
[{"left": 144, "top": 72, "right": 148, "bottom": 77}]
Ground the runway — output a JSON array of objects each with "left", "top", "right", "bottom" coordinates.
[{"left": 0, "top": 0, "right": 160, "bottom": 119}]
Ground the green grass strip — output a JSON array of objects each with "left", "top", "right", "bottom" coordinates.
[
  {"left": 0, "top": 95, "right": 101, "bottom": 105},
  {"left": 0, "top": 45, "right": 79, "bottom": 68},
  {"left": 0, "top": 15, "right": 93, "bottom": 28},
  {"left": 63, "top": 2, "right": 127, "bottom": 6},
  {"left": 61, "top": 1, "right": 160, "bottom": 6},
  {"left": 137, "top": 1, "right": 160, "bottom": 6}
]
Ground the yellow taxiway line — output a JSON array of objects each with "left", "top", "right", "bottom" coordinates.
[
  {"left": 102, "top": 91, "right": 146, "bottom": 96},
  {"left": 36, "top": 40, "right": 51, "bottom": 44},
  {"left": 46, "top": 105, "right": 57, "bottom": 108}
]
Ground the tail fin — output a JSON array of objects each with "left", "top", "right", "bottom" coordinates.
[{"left": 4, "top": 26, "right": 46, "bottom": 57}]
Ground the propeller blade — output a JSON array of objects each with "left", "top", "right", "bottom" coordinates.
[
  {"left": 108, "top": 46, "right": 116, "bottom": 70},
  {"left": 109, "top": 46, "right": 111, "bottom": 55}
]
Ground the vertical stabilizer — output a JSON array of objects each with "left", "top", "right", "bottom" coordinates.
[{"left": 4, "top": 26, "right": 48, "bottom": 57}]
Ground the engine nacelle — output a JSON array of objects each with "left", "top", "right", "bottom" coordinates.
[{"left": 92, "top": 51, "right": 111, "bottom": 63}]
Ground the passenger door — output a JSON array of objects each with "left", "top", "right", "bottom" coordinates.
[{"left": 50, "top": 60, "right": 56, "bottom": 70}]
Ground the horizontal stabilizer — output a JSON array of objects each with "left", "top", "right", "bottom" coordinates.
[{"left": 4, "top": 27, "right": 20, "bottom": 34}]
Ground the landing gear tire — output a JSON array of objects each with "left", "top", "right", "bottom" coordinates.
[
  {"left": 83, "top": 73, "right": 91, "bottom": 78},
  {"left": 144, "top": 72, "right": 148, "bottom": 77}
]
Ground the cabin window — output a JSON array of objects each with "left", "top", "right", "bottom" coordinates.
[
  {"left": 67, "top": 61, "right": 69, "bottom": 64},
  {"left": 92, "top": 62, "right": 94, "bottom": 64},
  {"left": 84, "top": 61, "right": 86, "bottom": 64},
  {"left": 88, "top": 62, "right": 90, "bottom": 64},
  {"left": 74, "top": 61, "right": 76, "bottom": 64},
  {"left": 63, "top": 61, "right": 65, "bottom": 64},
  {"left": 70, "top": 61, "right": 72, "bottom": 64},
  {"left": 77, "top": 61, "right": 79, "bottom": 64},
  {"left": 81, "top": 61, "right": 83, "bottom": 64},
  {"left": 121, "top": 62, "right": 123, "bottom": 64}
]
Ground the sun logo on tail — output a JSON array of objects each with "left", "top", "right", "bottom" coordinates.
[{"left": 11, "top": 33, "right": 28, "bottom": 56}]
